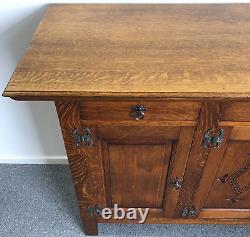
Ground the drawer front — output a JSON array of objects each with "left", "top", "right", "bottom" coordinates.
[
  {"left": 221, "top": 101, "right": 250, "bottom": 122},
  {"left": 79, "top": 100, "right": 201, "bottom": 121}
]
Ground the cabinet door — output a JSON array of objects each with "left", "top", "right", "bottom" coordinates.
[
  {"left": 198, "top": 126, "right": 250, "bottom": 219},
  {"left": 95, "top": 124, "right": 195, "bottom": 217},
  {"left": 176, "top": 101, "right": 250, "bottom": 219}
]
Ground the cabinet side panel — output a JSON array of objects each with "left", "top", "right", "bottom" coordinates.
[
  {"left": 55, "top": 101, "right": 106, "bottom": 235},
  {"left": 55, "top": 101, "right": 106, "bottom": 206}
]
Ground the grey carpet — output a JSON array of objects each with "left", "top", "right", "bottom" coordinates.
[{"left": 0, "top": 164, "right": 249, "bottom": 237}]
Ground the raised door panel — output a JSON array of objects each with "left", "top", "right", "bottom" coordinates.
[
  {"left": 108, "top": 144, "right": 171, "bottom": 208},
  {"left": 204, "top": 141, "right": 250, "bottom": 209}
]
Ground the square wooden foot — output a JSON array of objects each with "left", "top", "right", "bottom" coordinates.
[{"left": 80, "top": 208, "right": 99, "bottom": 236}]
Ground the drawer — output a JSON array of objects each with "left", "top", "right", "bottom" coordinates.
[
  {"left": 221, "top": 101, "right": 250, "bottom": 122},
  {"left": 79, "top": 100, "right": 201, "bottom": 121}
]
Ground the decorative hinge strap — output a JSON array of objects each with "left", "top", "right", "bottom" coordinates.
[
  {"left": 87, "top": 204, "right": 102, "bottom": 216},
  {"left": 72, "top": 127, "right": 93, "bottom": 147},
  {"left": 203, "top": 128, "right": 224, "bottom": 148}
]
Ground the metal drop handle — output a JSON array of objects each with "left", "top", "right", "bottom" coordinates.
[{"left": 131, "top": 105, "right": 146, "bottom": 120}]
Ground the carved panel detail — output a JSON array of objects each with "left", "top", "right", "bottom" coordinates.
[{"left": 227, "top": 162, "right": 250, "bottom": 196}]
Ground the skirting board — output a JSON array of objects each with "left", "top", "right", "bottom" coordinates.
[{"left": 0, "top": 156, "right": 68, "bottom": 164}]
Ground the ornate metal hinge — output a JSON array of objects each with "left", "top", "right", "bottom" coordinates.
[
  {"left": 72, "top": 128, "right": 93, "bottom": 147},
  {"left": 171, "top": 177, "right": 183, "bottom": 190},
  {"left": 203, "top": 128, "right": 224, "bottom": 148},
  {"left": 87, "top": 204, "right": 102, "bottom": 216},
  {"left": 181, "top": 206, "right": 197, "bottom": 217}
]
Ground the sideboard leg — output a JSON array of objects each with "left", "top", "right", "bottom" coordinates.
[{"left": 80, "top": 208, "right": 98, "bottom": 236}]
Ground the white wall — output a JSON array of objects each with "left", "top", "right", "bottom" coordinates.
[{"left": 1, "top": 0, "right": 249, "bottom": 164}]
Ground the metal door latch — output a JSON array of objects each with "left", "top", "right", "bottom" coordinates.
[
  {"left": 203, "top": 128, "right": 224, "bottom": 148},
  {"left": 72, "top": 127, "right": 93, "bottom": 147}
]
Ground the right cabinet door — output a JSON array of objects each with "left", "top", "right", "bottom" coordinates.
[
  {"left": 204, "top": 134, "right": 250, "bottom": 209},
  {"left": 198, "top": 102, "right": 250, "bottom": 219}
]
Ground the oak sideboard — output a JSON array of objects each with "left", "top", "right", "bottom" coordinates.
[{"left": 3, "top": 4, "right": 250, "bottom": 235}]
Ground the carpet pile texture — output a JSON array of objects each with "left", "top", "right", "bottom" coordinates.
[{"left": 0, "top": 164, "right": 249, "bottom": 237}]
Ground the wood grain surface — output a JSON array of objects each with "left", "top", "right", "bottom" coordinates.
[
  {"left": 174, "top": 101, "right": 220, "bottom": 217},
  {"left": 204, "top": 141, "right": 250, "bottom": 210},
  {"left": 3, "top": 4, "right": 250, "bottom": 99},
  {"left": 4, "top": 4, "right": 250, "bottom": 233},
  {"left": 79, "top": 100, "right": 201, "bottom": 121},
  {"left": 55, "top": 101, "right": 106, "bottom": 235},
  {"left": 108, "top": 144, "right": 171, "bottom": 208}
]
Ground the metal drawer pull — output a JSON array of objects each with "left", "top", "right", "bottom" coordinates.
[{"left": 131, "top": 105, "right": 146, "bottom": 120}]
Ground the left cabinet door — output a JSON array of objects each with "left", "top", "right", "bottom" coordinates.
[{"left": 95, "top": 124, "right": 196, "bottom": 219}]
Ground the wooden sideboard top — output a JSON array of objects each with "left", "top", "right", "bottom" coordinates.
[{"left": 3, "top": 4, "right": 250, "bottom": 99}]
